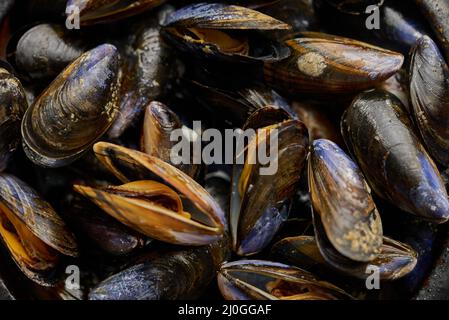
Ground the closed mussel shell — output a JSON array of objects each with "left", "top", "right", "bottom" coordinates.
[
  {"left": 21, "top": 44, "right": 121, "bottom": 168},
  {"left": 0, "top": 174, "right": 78, "bottom": 286},
  {"left": 341, "top": 90, "right": 449, "bottom": 223},
  {"left": 231, "top": 115, "right": 309, "bottom": 256},
  {"left": 162, "top": 3, "right": 291, "bottom": 63},
  {"left": 415, "top": 0, "right": 449, "bottom": 64},
  {"left": 324, "top": 0, "right": 384, "bottom": 15},
  {"left": 0, "top": 67, "right": 27, "bottom": 171},
  {"left": 66, "top": 0, "right": 167, "bottom": 25},
  {"left": 12, "top": 24, "right": 87, "bottom": 81},
  {"left": 264, "top": 33, "right": 404, "bottom": 95},
  {"left": 309, "top": 139, "right": 383, "bottom": 262},
  {"left": 217, "top": 260, "right": 353, "bottom": 300},
  {"left": 409, "top": 36, "right": 449, "bottom": 166}
]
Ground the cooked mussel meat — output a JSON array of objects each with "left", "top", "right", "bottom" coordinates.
[
  {"left": 0, "top": 174, "right": 78, "bottom": 286},
  {"left": 162, "top": 3, "right": 291, "bottom": 63},
  {"left": 217, "top": 260, "right": 353, "bottom": 300},
  {"left": 21, "top": 44, "right": 121, "bottom": 168},
  {"left": 74, "top": 142, "right": 225, "bottom": 246}
]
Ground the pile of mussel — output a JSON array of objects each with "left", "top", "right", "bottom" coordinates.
[{"left": 0, "top": 0, "right": 449, "bottom": 300}]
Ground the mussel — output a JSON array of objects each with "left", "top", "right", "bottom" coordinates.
[
  {"left": 90, "top": 238, "right": 230, "bottom": 300},
  {"left": 409, "top": 36, "right": 449, "bottom": 166},
  {"left": 217, "top": 260, "right": 353, "bottom": 300},
  {"left": 0, "top": 66, "right": 27, "bottom": 171},
  {"left": 162, "top": 3, "right": 291, "bottom": 63},
  {"left": 271, "top": 236, "right": 417, "bottom": 281},
  {"left": 21, "top": 44, "right": 121, "bottom": 168},
  {"left": 308, "top": 139, "right": 383, "bottom": 262},
  {"left": 12, "top": 24, "right": 87, "bottom": 81},
  {"left": 415, "top": 0, "right": 449, "bottom": 64},
  {"left": 0, "top": 174, "right": 78, "bottom": 286},
  {"left": 140, "top": 101, "right": 200, "bottom": 178},
  {"left": 341, "top": 90, "right": 449, "bottom": 223},
  {"left": 0, "top": 0, "right": 14, "bottom": 25},
  {"left": 264, "top": 33, "right": 404, "bottom": 95},
  {"left": 74, "top": 142, "right": 226, "bottom": 246},
  {"left": 231, "top": 110, "right": 309, "bottom": 256},
  {"left": 66, "top": 0, "right": 166, "bottom": 25},
  {"left": 108, "top": 9, "right": 173, "bottom": 138}
]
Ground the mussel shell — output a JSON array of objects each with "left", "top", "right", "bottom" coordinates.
[
  {"left": 0, "top": 174, "right": 78, "bottom": 285},
  {"left": 217, "top": 260, "right": 353, "bottom": 300},
  {"left": 140, "top": 101, "right": 199, "bottom": 178},
  {"left": 0, "top": 67, "right": 27, "bottom": 171},
  {"left": 309, "top": 139, "right": 383, "bottom": 262},
  {"left": 89, "top": 241, "right": 228, "bottom": 300},
  {"left": 162, "top": 28, "right": 291, "bottom": 64},
  {"left": 232, "top": 119, "right": 309, "bottom": 256},
  {"left": 92, "top": 142, "right": 226, "bottom": 230},
  {"left": 264, "top": 33, "right": 404, "bottom": 95},
  {"left": 341, "top": 90, "right": 449, "bottom": 223},
  {"left": 416, "top": 0, "right": 449, "bottom": 64},
  {"left": 409, "top": 36, "right": 449, "bottom": 166},
  {"left": 271, "top": 235, "right": 417, "bottom": 281},
  {"left": 67, "top": 0, "right": 167, "bottom": 25},
  {"left": 108, "top": 10, "right": 173, "bottom": 138},
  {"left": 0, "top": 0, "right": 14, "bottom": 25},
  {"left": 13, "top": 24, "right": 87, "bottom": 81},
  {"left": 162, "top": 3, "right": 290, "bottom": 30},
  {"left": 21, "top": 44, "right": 121, "bottom": 168}
]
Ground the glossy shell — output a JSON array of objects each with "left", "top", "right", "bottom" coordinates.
[
  {"left": 0, "top": 67, "right": 27, "bottom": 171},
  {"left": 342, "top": 90, "right": 449, "bottom": 223},
  {"left": 264, "top": 33, "right": 404, "bottom": 95},
  {"left": 409, "top": 36, "right": 449, "bottom": 166},
  {"left": 21, "top": 44, "right": 121, "bottom": 168},
  {"left": 309, "top": 139, "right": 383, "bottom": 262},
  {"left": 231, "top": 118, "right": 309, "bottom": 256}
]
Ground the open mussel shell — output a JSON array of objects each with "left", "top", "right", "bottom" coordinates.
[
  {"left": 309, "top": 139, "right": 383, "bottom": 262},
  {"left": 11, "top": 24, "right": 87, "bottom": 81},
  {"left": 140, "top": 101, "right": 199, "bottom": 178},
  {"left": 217, "top": 260, "right": 353, "bottom": 300},
  {"left": 66, "top": 0, "right": 166, "bottom": 26},
  {"left": 271, "top": 236, "right": 417, "bottom": 281},
  {"left": 74, "top": 142, "right": 225, "bottom": 246},
  {"left": 0, "top": 174, "right": 78, "bottom": 286},
  {"left": 416, "top": 0, "right": 449, "bottom": 64},
  {"left": 0, "top": 67, "right": 27, "bottom": 171},
  {"left": 162, "top": 3, "right": 290, "bottom": 30},
  {"left": 231, "top": 116, "right": 309, "bottom": 256},
  {"left": 264, "top": 33, "right": 404, "bottom": 95},
  {"left": 21, "top": 44, "right": 121, "bottom": 168},
  {"left": 342, "top": 90, "right": 449, "bottom": 223},
  {"left": 162, "top": 3, "right": 291, "bottom": 63},
  {"left": 409, "top": 36, "right": 449, "bottom": 166}
]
